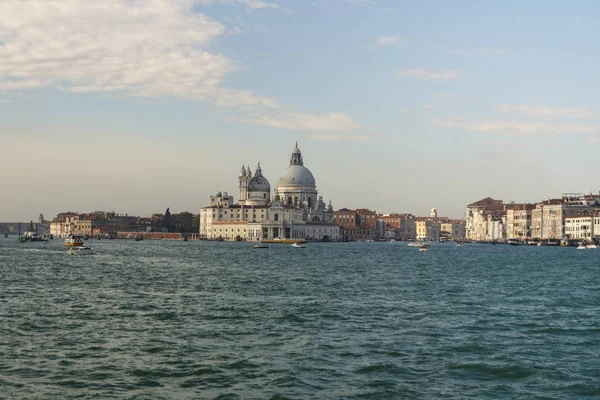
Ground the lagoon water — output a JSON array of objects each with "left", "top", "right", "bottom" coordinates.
[{"left": 1, "top": 238, "right": 600, "bottom": 399}]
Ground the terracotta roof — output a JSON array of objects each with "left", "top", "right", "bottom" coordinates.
[{"left": 467, "top": 197, "right": 504, "bottom": 208}]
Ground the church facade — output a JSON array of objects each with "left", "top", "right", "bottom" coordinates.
[{"left": 199, "top": 143, "right": 341, "bottom": 242}]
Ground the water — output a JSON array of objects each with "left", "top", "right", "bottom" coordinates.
[{"left": 1, "top": 238, "right": 600, "bottom": 399}]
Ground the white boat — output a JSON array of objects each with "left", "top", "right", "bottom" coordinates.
[
  {"left": 253, "top": 244, "right": 269, "bottom": 249},
  {"left": 419, "top": 244, "right": 431, "bottom": 252},
  {"left": 67, "top": 246, "right": 92, "bottom": 255},
  {"left": 291, "top": 243, "right": 306, "bottom": 248},
  {"left": 408, "top": 241, "right": 431, "bottom": 247},
  {"left": 64, "top": 235, "right": 84, "bottom": 247},
  {"left": 587, "top": 244, "right": 597, "bottom": 249},
  {"left": 577, "top": 244, "right": 587, "bottom": 250}
]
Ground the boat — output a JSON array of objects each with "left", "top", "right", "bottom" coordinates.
[
  {"left": 64, "top": 235, "right": 84, "bottom": 247},
  {"left": 291, "top": 243, "right": 306, "bottom": 248},
  {"left": 262, "top": 238, "right": 308, "bottom": 244},
  {"left": 67, "top": 246, "right": 92, "bottom": 255},
  {"left": 408, "top": 241, "right": 431, "bottom": 247},
  {"left": 3, "top": 233, "right": 7, "bottom": 238},
  {"left": 587, "top": 244, "right": 597, "bottom": 249},
  {"left": 419, "top": 244, "right": 430, "bottom": 252},
  {"left": 577, "top": 245, "right": 587, "bottom": 250},
  {"left": 507, "top": 240, "right": 520, "bottom": 246},
  {"left": 253, "top": 244, "right": 269, "bottom": 249},
  {"left": 134, "top": 235, "right": 143, "bottom": 241}
]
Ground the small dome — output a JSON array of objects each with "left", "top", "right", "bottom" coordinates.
[
  {"left": 216, "top": 191, "right": 222, "bottom": 197},
  {"left": 278, "top": 165, "right": 316, "bottom": 187},
  {"left": 248, "top": 175, "right": 270, "bottom": 192}
]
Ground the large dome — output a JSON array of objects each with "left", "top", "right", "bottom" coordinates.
[
  {"left": 248, "top": 175, "right": 270, "bottom": 192},
  {"left": 278, "top": 165, "right": 316, "bottom": 187}
]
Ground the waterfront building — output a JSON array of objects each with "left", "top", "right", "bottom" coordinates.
[
  {"left": 199, "top": 143, "right": 340, "bottom": 242},
  {"left": 415, "top": 217, "right": 441, "bottom": 241},
  {"left": 379, "top": 213, "right": 415, "bottom": 241},
  {"left": 441, "top": 219, "right": 467, "bottom": 241},
  {"left": 565, "top": 213, "right": 596, "bottom": 240},
  {"left": 465, "top": 197, "right": 505, "bottom": 241},
  {"left": 485, "top": 212, "right": 505, "bottom": 241},
  {"left": 541, "top": 201, "right": 590, "bottom": 239},
  {"left": 50, "top": 214, "right": 92, "bottom": 237},
  {"left": 332, "top": 208, "right": 377, "bottom": 241},
  {"left": 505, "top": 203, "right": 535, "bottom": 240}
]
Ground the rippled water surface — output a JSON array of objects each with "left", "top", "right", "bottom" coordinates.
[{"left": 1, "top": 238, "right": 600, "bottom": 399}]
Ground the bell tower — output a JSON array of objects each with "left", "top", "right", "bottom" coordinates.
[{"left": 239, "top": 164, "right": 249, "bottom": 201}]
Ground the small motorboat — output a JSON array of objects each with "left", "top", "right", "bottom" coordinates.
[
  {"left": 67, "top": 246, "right": 92, "bottom": 255},
  {"left": 291, "top": 243, "right": 306, "bottom": 248},
  {"left": 577, "top": 244, "right": 587, "bottom": 250},
  {"left": 408, "top": 241, "right": 431, "bottom": 247},
  {"left": 587, "top": 244, "right": 597, "bottom": 249},
  {"left": 419, "top": 244, "right": 430, "bottom": 252},
  {"left": 254, "top": 244, "right": 269, "bottom": 249}
]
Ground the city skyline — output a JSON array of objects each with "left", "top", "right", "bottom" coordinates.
[{"left": 3, "top": 1, "right": 600, "bottom": 221}]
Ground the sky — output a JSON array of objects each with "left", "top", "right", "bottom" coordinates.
[{"left": 2, "top": 0, "right": 600, "bottom": 221}]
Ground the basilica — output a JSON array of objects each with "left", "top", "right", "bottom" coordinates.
[{"left": 199, "top": 143, "right": 341, "bottom": 241}]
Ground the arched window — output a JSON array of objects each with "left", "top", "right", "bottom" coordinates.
[
  {"left": 274, "top": 214, "right": 279, "bottom": 221},
  {"left": 308, "top": 197, "right": 312, "bottom": 208},
  {"left": 287, "top": 197, "right": 293, "bottom": 206}
]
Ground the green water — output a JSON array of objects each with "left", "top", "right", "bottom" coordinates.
[{"left": 1, "top": 238, "right": 599, "bottom": 399}]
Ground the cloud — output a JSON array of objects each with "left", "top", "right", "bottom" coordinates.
[
  {"left": 0, "top": 0, "right": 278, "bottom": 109},
  {"left": 0, "top": 99, "right": 10, "bottom": 103},
  {"left": 345, "top": 0, "right": 377, "bottom": 7},
  {"left": 397, "top": 68, "right": 460, "bottom": 81},
  {"left": 500, "top": 105, "right": 598, "bottom": 119},
  {"left": 0, "top": 0, "right": 361, "bottom": 133},
  {"left": 236, "top": 0, "right": 278, "bottom": 9},
  {"left": 366, "top": 35, "right": 399, "bottom": 49},
  {"left": 429, "top": 43, "right": 506, "bottom": 57},
  {"left": 437, "top": 116, "right": 600, "bottom": 135},
  {"left": 430, "top": 43, "right": 468, "bottom": 56},
  {"left": 240, "top": 112, "right": 361, "bottom": 132},
  {"left": 309, "top": 134, "right": 372, "bottom": 142}
]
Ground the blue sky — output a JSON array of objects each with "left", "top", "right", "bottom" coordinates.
[{"left": 1, "top": 0, "right": 600, "bottom": 221}]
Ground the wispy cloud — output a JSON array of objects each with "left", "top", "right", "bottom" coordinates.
[
  {"left": 309, "top": 133, "right": 372, "bottom": 142},
  {"left": 397, "top": 68, "right": 461, "bottom": 81},
  {"left": 436, "top": 116, "right": 600, "bottom": 136},
  {"left": 500, "top": 104, "right": 598, "bottom": 119},
  {"left": 437, "top": 92, "right": 478, "bottom": 105},
  {"left": 0, "top": 0, "right": 274, "bottom": 108},
  {"left": 236, "top": 0, "right": 278, "bottom": 9},
  {"left": 367, "top": 35, "right": 399, "bottom": 49},
  {"left": 0, "top": 0, "right": 359, "bottom": 133},
  {"left": 239, "top": 112, "right": 362, "bottom": 133},
  {"left": 199, "top": 0, "right": 279, "bottom": 10},
  {"left": 345, "top": 0, "right": 377, "bottom": 7},
  {"left": 429, "top": 43, "right": 506, "bottom": 57}
]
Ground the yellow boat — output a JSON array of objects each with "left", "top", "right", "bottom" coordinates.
[
  {"left": 261, "top": 239, "right": 308, "bottom": 244},
  {"left": 64, "top": 235, "right": 84, "bottom": 247}
]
